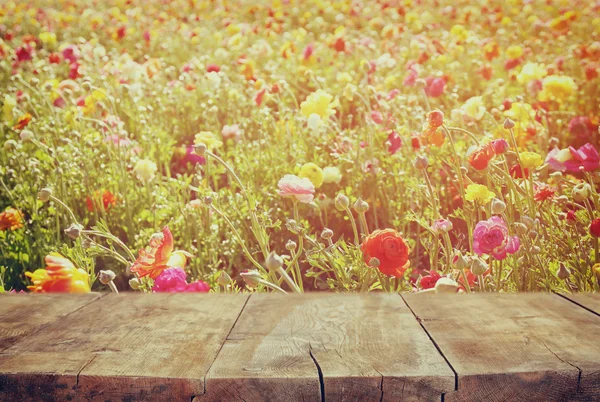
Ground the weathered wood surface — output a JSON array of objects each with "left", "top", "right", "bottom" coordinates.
[
  {"left": 0, "top": 292, "right": 599, "bottom": 402},
  {"left": 403, "top": 293, "right": 600, "bottom": 401},
  {"left": 0, "top": 294, "right": 249, "bottom": 402},
  {"left": 196, "top": 293, "right": 454, "bottom": 402},
  {"left": 560, "top": 292, "right": 600, "bottom": 316}
]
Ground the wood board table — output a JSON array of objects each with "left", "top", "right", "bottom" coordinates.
[{"left": 0, "top": 292, "right": 599, "bottom": 402}]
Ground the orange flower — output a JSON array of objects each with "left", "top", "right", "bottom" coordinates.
[
  {"left": 26, "top": 253, "right": 90, "bottom": 293},
  {"left": 13, "top": 113, "right": 32, "bottom": 130},
  {"left": 421, "top": 126, "right": 445, "bottom": 147},
  {"left": 86, "top": 190, "right": 117, "bottom": 212},
  {"left": 130, "top": 226, "right": 192, "bottom": 279},
  {"left": 361, "top": 229, "right": 410, "bottom": 277},
  {"left": 0, "top": 207, "right": 24, "bottom": 231}
]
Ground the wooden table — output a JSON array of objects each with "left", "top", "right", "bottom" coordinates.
[{"left": 0, "top": 293, "right": 598, "bottom": 402}]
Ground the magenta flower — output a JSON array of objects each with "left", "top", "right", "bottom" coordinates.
[
  {"left": 568, "top": 116, "right": 598, "bottom": 143},
  {"left": 387, "top": 131, "right": 402, "bottom": 154},
  {"left": 153, "top": 267, "right": 188, "bottom": 292},
  {"left": 277, "top": 174, "right": 315, "bottom": 203},
  {"left": 491, "top": 139, "right": 509, "bottom": 155},
  {"left": 153, "top": 267, "right": 210, "bottom": 293},
  {"left": 546, "top": 143, "right": 599, "bottom": 173},
  {"left": 473, "top": 216, "right": 520, "bottom": 260}
]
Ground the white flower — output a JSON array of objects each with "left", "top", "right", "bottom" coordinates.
[{"left": 323, "top": 167, "right": 342, "bottom": 184}]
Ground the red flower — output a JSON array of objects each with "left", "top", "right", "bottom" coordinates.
[
  {"left": 206, "top": 64, "right": 220, "bottom": 73},
  {"left": 420, "top": 270, "right": 441, "bottom": 289},
  {"left": 427, "top": 109, "right": 444, "bottom": 129},
  {"left": 591, "top": 218, "right": 600, "bottom": 238},
  {"left": 424, "top": 76, "right": 446, "bottom": 97},
  {"left": 510, "top": 164, "right": 529, "bottom": 179},
  {"left": 361, "top": 229, "right": 410, "bottom": 278},
  {"left": 15, "top": 46, "right": 32, "bottom": 63},
  {"left": 48, "top": 53, "right": 61, "bottom": 64},
  {"left": 468, "top": 143, "right": 496, "bottom": 170},
  {"left": 13, "top": 113, "right": 32, "bottom": 130},
  {"left": 387, "top": 131, "right": 402, "bottom": 155},
  {"left": 534, "top": 185, "right": 557, "bottom": 202},
  {"left": 86, "top": 190, "right": 117, "bottom": 212}
]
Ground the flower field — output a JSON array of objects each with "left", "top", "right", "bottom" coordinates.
[{"left": 0, "top": 0, "right": 599, "bottom": 295}]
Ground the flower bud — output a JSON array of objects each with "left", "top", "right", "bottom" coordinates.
[
  {"left": 503, "top": 118, "right": 515, "bottom": 130},
  {"left": 217, "top": 270, "right": 232, "bottom": 286},
  {"left": 452, "top": 251, "right": 468, "bottom": 270},
  {"left": 320, "top": 228, "right": 333, "bottom": 240},
  {"left": 549, "top": 171, "right": 563, "bottom": 182},
  {"left": 530, "top": 246, "right": 541, "bottom": 254},
  {"left": 202, "top": 196, "right": 213, "bottom": 205},
  {"left": 265, "top": 251, "right": 284, "bottom": 272},
  {"left": 491, "top": 139, "right": 509, "bottom": 154},
  {"left": 194, "top": 143, "right": 207, "bottom": 156},
  {"left": 514, "top": 222, "right": 528, "bottom": 236},
  {"left": 412, "top": 155, "right": 429, "bottom": 170},
  {"left": 285, "top": 219, "right": 301, "bottom": 234},
  {"left": 427, "top": 110, "right": 444, "bottom": 128},
  {"left": 240, "top": 270, "right": 262, "bottom": 288},
  {"left": 572, "top": 183, "right": 592, "bottom": 202},
  {"left": 434, "top": 277, "right": 459, "bottom": 293},
  {"left": 38, "top": 187, "right": 53, "bottom": 202},
  {"left": 491, "top": 198, "right": 506, "bottom": 215},
  {"left": 368, "top": 257, "right": 380, "bottom": 268},
  {"left": 64, "top": 223, "right": 83, "bottom": 239},
  {"left": 3, "top": 139, "right": 17, "bottom": 150},
  {"left": 557, "top": 264, "right": 570, "bottom": 280},
  {"left": 470, "top": 257, "right": 488, "bottom": 276},
  {"left": 548, "top": 137, "right": 559, "bottom": 148},
  {"left": 334, "top": 193, "right": 350, "bottom": 211},
  {"left": 20, "top": 130, "right": 34, "bottom": 142},
  {"left": 129, "top": 277, "right": 141, "bottom": 290},
  {"left": 98, "top": 270, "right": 116, "bottom": 285},
  {"left": 520, "top": 215, "right": 534, "bottom": 229},
  {"left": 529, "top": 231, "right": 538, "bottom": 239},
  {"left": 285, "top": 239, "right": 297, "bottom": 250},
  {"left": 353, "top": 197, "right": 369, "bottom": 214}
]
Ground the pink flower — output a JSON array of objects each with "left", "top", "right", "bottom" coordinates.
[
  {"left": 153, "top": 267, "right": 188, "bottom": 292},
  {"left": 222, "top": 124, "right": 241, "bottom": 141},
  {"left": 387, "top": 131, "right": 402, "bottom": 154},
  {"left": 491, "top": 139, "right": 509, "bottom": 154},
  {"left": 568, "top": 116, "right": 598, "bottom": 143},
  {"left": 424, "top": 76, "right": 446, "bottom": 97},
  {"left": 370, "top": 110, "right": 384, "bottom": 124},
  {"left": 403, "top": 69, "right": 418, "bottom": 87},
  {"left": 546, "top": 143, "right": 599, "bottom": 173},
  {"left": 62, "top": 45, "right": 80, "bottom": 63},
  {"left": 431, "top": 218, "right": 453, "bottom": 234},
  {"left": 15, "top": 46, "right": 33, "bottom": 63},
  {"left": 277, "top": 175, "right": 315, "bottom": 203},
  {"left": 153, "top": 267, "right": 210, "bottom": 293},
  {"left": 473, "top": 216, "right": 520, "bottom": 260}
]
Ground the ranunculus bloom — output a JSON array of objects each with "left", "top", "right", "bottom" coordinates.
[
  {"left": 131, "top": 226, "right": 192, "bottom": 279},
  {"left": 546, "top": 143, "right": 599, "bottom": 173},
  {"left": 86, "top": 190, "right": 117, "bottom": 212},
  {"left": 361, "top": 229, "right": 410, "bottom": 277},
  {"left": 591, "top": 219, "right": 600, "bottom": 238},
  {"left": 222, "top": 124, "right": 241, "bottom": 141},
  {"left": 468, "top": 143, "right": 496, "bottom": 170},
  {"left": 277, "top": 174, "right": 315, "bottom": 203},
  {"left": 510, "top": 164, "right": 529, "bottom": 179},
  {"left": 13, "top": 113, "right": 32, "bottom": 130},
  {"left": 153, "top": 267, "right": 210, "bottom": 293},
  {"left": 424, "top": 76, "right": 446, "bottom": 97},
  {"left": 431, "top": 219, "right": 453, "bottom": 234},
  {"left": 299, "top": 163, "right": 324, "bottom": 188},
  {"left": 387, "top": 131, "right": 402, "bottom": 154},
  {"left": 465, "top": 184, "right": 495, "bottom": 204},
  {"left": 568, "top": 117, "right": 598, "bottom": 144},
  {"left": 534, "top": 184, "right": 557, "bottom": 202},
  {"left": 491, "top": 139, "right": 509, "bottom": 154},
  {"left": 0, "top": 207, "right": 24, "bottom": 231},
  {"left": 473, "top": 216, "right": 520, "bottom": 260},
  {"left": 420, "top": 270, "right": 441, "bottom": 290},
  {"left": 26, "top": 253, "right": 90, "bottom": 293}
]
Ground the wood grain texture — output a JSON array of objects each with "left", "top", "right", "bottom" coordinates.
[
  {"left": 197, "top": 293, "right": 455, "bottom": 402},
  {"left": 0, "top": 293, "right": 103, "bottom": 353},
  {"left": 403, "top": 293, "right": 600, "bottom": 402},
  {"left": 560, "top": 293, "right": 600, "bottom": 316},
  {"left": 0, "top": 294, "right": 248, "bottom": 402}
]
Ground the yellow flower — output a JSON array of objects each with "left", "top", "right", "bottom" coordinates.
[
  {"left": 465, "top": 184, "right": 495, "bottom": 204},
  {"left": 516, "top": 63, "right": 547, "bottom": 84},
  {"left": 505, "top": 45, "right": 523, "bottom": 59},
  {"left": 520, "top": 152, "right": 543, "bottom": 169},
  {"left": 39, "top": 32, "right": 57, "bottom": 47},
  {"left": 194, "top": 131, "right": 223, "bottom": 151},
  {"left": 298, "top": 162, "right": 324, "bottom": 188},
  {"left": 538, "top": 75, "right": 576, "bottom": 102},
  {"left": 322, "top": 166, "right": 342, "bottom": 184},
  {"left": 461, "top": 96, "right": 485, "bottom": 120},
  {"left": 450, "top": 24, "right": 470, "bottom": 41},
  {"left": 133, "top": 159, "right": 157, "bottom": 182},
  {"left": 26, "top": 253, "right": 90, "bottom": 293},
  {"left": 2, "top": 95, "right": 16, "bottom": 122},
  {"left": 300, "top": 90, "right": 336, "bottom": 119},
  {"left": 504, "top": 102, "right": 534, "bottom": 125}
]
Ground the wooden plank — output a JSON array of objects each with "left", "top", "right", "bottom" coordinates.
[
  {"left": 197, "top": 293, "right": 455, "bottom": 402},
  {"left": 560, "top": 293, "right": 600, "bottom": 316},
  {"left": 403, "top": 293, "right": 600, "bottom": 401},
  {"left": 0, "top": 293, "right": 103, "bottom": 352},
  {"left": 0, "top": 294, "right": 248, "bottom": 402}
]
